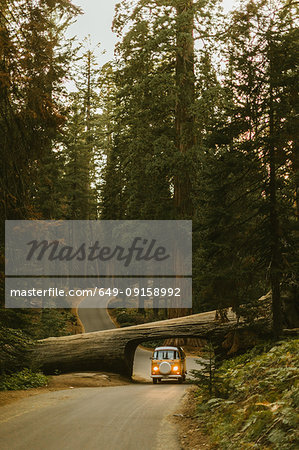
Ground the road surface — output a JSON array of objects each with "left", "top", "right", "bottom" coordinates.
[
  {"left": 78, "top": 296, "right": 115, "bottom": 332},
  {"left": 0, "top": 385, "right": 186, "bottom": 450}
]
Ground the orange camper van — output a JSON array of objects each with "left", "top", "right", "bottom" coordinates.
[{"left": 150, "top": 346, "right": 187, "bottom": 384}]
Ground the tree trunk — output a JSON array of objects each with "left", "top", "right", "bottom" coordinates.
[
  {"left": 171, "top": 1, "right": 196, "bottom": 319},
  {"left": 137, "top": 279, "right": 146, "bottom": 315},
  {"left": 268, "top": 37, "right": 283, "bottom": 337},
  {"left": 174, "top": 0, "right": 195, "bottom": 219}
]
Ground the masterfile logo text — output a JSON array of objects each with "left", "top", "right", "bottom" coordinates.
[{"left": 6, "top": 220, "right": 192, "bottom": 276}]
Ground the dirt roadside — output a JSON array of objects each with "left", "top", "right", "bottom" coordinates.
[{"left": 172, "top": 386, "right": 212, "bottom": 449}]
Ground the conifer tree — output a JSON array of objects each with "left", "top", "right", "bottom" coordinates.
[
  {"left": 0, "top": 0, "right": 80, "bottom": 224},
  {"left": 219, "top": 0, "right": 298, "bottom": 334},
  {"left": 62, "top": 43, "right": 102, "bottom": 219}
]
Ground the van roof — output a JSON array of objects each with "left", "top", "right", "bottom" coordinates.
[{"left": 154, "top": 346, "right": 179, "bottom": 351}]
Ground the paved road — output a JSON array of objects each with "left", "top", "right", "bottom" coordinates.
[
  {"left": 78, "top": 296, "right": 115, "bottom": 332},
  {"left": 0, "top": 385, "right": 185, "bottom": 450}
]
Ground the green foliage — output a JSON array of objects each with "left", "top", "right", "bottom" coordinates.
[
  {"left": 0, "top": 308, "right": 78, "bottom": 340},
  {"left": 0, "top": 0, "right": 80, "bottom": 225},
  {"left": 31, "top": 309, "right": 78, "bottom": 340},
  {"left": 114, "top": 309, "right": 145, "bottom": 327},
  {"left": 0, "top": 313, "right": 74, "bottom": 388},
  {"left": 0, "top": 327, "right": 34, "bottom": 374},
  {"left": 101, "top": 0, "right": 216, "bottom": 221},
  {"left": 61, "top": 42, "right": 103, "bottom": 220},
  {"left": 110, "top": 307, "right": 166, "bottom": 328},
  {"left": 99, "top": 0, "right": 298, "bottom": 329},
  {"left": 140, "top": 339, "right": 165, "bottom": 350},
  {"left": 0, "top": 369, "right": 48, "bottom": 391},
  {"left": 191, "top": 343, "right": 226, "bottom": 397},
  {"left": 191, "top": 0, "right": 298, "bottom": 323},
  {"left": 195, "top": 339, "right": 299, "bottom": 449},
  {"left": 220, "top": 0, "right": 298, "bottom": 333},
  {"left": 192, "top": 147, "right": 265, "bottom": 314}
]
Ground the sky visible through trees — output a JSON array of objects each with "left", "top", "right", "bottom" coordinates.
[{"left": 67, "top": 0, "right": 238, "bottom": 65}]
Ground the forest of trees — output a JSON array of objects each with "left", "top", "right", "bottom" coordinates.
[{"left": 0, "top": 0, "right": 298, "bottom": 341}]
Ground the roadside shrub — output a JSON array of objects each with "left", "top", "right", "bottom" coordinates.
[
  {"left": 0, "top": 308, "right": 78, "bottom": 340},
  {"left": 113, "top": 309, "right": 148, "bottom": 327},
  {"left": 195, "top": 338, "right": 299, "bottom": 449},
  {"left": 116, "top": 310, "right": 143, "bottom": 326},
  {"left": 191, "top": 343, "right": 228, "bottom": 397},
  {"left": 0, "top": 368, "right": 48, "bottom": 391},
  {"left": 111, "top": 308, "right": 166, "bottom": 328},
  {"left": 0, "top": 327, "right": 33, "bottom": 374},
  {"left": 33, "top": 309, "right": 78, "bottom": 339}
]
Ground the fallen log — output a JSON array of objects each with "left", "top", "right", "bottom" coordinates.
[{"left": 30, "top": 310, "right": 270, "bottom": 377}]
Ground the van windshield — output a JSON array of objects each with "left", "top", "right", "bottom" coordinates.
[{"left": 154, "top": 350, "right": 179, "bottom": 360}]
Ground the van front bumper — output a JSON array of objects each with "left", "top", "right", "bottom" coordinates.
[{"left": 151, "top": 374, "right": 183, "bottom": 379}]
